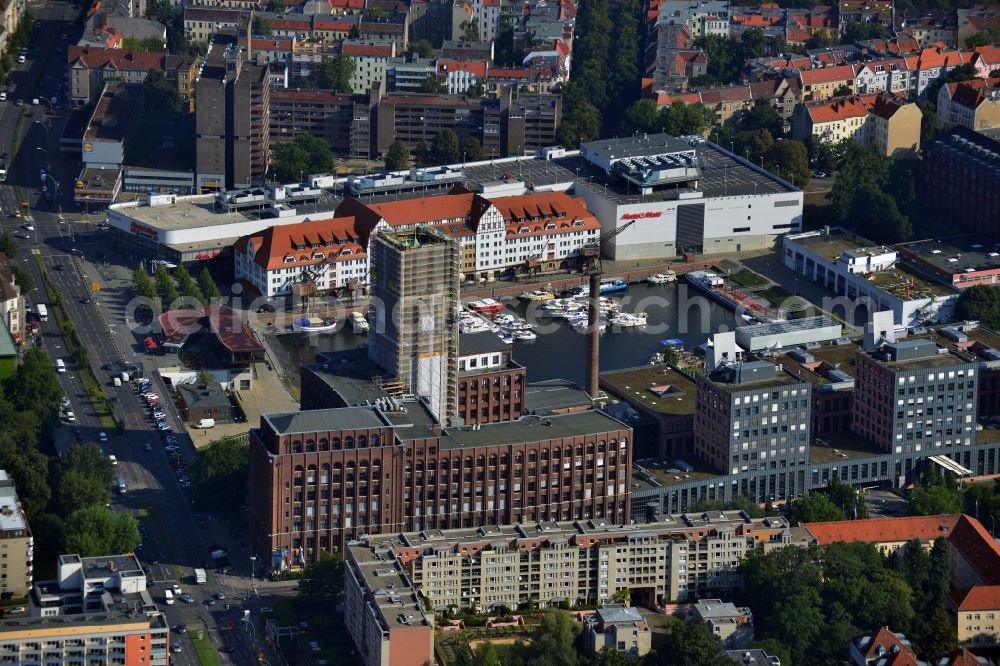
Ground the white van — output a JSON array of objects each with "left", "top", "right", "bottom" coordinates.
[
  {"left": 195, "top": 418, "right": 216, "bottom": 429},
  {"left": 55, "top": 359, "right": 66, "bottom": 373},
  {"left": 164, "top": 589, "right": 174, "bottom": 605}
]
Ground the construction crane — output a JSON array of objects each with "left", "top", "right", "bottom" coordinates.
[{"left": 579, "top": 217, "right": 640, "bottom": 275}]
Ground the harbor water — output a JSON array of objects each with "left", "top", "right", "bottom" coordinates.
[{"left": 275, "top": 282, "right": 738, "bottom": 385}]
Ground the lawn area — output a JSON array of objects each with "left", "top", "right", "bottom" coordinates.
[
  {"left": 191, "top": 632, "right": 220, "bottom": 666},
  {"left": 727, "top": 268, "right": 771, "bottom": 289}
]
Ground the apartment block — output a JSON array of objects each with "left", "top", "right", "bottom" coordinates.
[
  {"left": 66, "top": 47, "right": 200, "bottom": 107},
  {"left": 195, "top": 31, "right": 271, "bottom": 190},
  {"left": 937, "top": 77, "right": 1000, "bottom": 133},
  {"left": 923, "top": 127, "right": 1000, "bottom": 241},
  {"left": 344, "top": 541, "right": 433, "bottom": 666},
  {"left": 268, "top": 90, "right": 373, "bottom": 159},
  {"left": 0, "top": 472, "right": 32, "bottom": 598},
  {"left": 348, "top": 511, "right": 808, "bottom": 617},
  {"left": 9, "top": 553, "right": 169, "bottom": 665}
]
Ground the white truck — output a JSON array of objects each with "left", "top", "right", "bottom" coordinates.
[
  {"left": 36, "top": 304, "right": 48, "bottom": 321},
  {"left": 194, "top": 568, "right": 207, "bottom": 584},
  {"left": 164, "top": 589, "right": 174, "bottom": 605}
]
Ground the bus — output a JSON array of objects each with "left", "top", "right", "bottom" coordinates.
[{"left": 36, "top": 304, "right": 48, "bottom": 321}]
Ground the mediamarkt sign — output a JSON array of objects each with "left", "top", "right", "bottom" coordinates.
[{"left": 621, "top": 211, "right": 663, "bottom": 220}]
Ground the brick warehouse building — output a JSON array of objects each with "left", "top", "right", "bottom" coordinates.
[
  {"left": 249, "top": 228, "right": 631, "bottom": 568},
  {"left": 247, "top": 405, "right": 633, "bottom": 567}
]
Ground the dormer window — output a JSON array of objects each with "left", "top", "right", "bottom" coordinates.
[
  {"left": 312, "top": 252, "right": 325, "bottom": 260},
  {"left": 572, "top": 219, "right": 584, "bottom": 226},
  {"left": 283, "top": 256, "right": 295, "bottom": 263},
  {"left": 544, "top": 223, "right": 556, "bottom": 230},
  {"left": 340, "top": 248, "right": 353, "bottom": 255},
  {"left": 519, "top": 226, "right": 530, "bottom": 234}
]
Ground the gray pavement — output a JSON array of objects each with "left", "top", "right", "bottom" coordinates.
[{"left": 0, "top": 5, "right": 278, "bottom": 664}]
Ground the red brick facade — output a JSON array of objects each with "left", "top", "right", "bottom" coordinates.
[
  {"left": 456, "top": 363, "right": 527, "bottom": 425},
  {"left": 249, "top": 413, "right": 633, "bottom": 567}
]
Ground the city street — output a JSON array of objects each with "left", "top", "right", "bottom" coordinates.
[{"left": 0, "top": 4, "right": 277, "bottom": 663}]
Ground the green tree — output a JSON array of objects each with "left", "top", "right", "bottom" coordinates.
[
  {"left": 133, "top": 265, "right": 158, "bottom": 301},
  {"left": 430, "top": 129, "right": 460, "bottom": 165},
  {"left": 459, "top": 137, "right": 485, "bottom": 162},
  {"left": 465, "top": 81, "right": 485, "bottom": 98},
  {"left": 786, "top": 491, "right": 846, "bottom": 523},
  {"left": 190, "top": 435, "right": 248, "bottom": 514},
  {"left": 407, "top": 38, "right": 435, "bottom": 58},
  {"left": 272, "top": 133, "right": 335, "bottom": 183},
  {"left": 767, "top": 139, "right": 810, "bottom": 187},
  {"left": 384, "top": 140, "right": 410, "bottom": 170},
  {"left": 418, "top": 75, "right": 447, "bottom": 93},
  {"left": 744, "top": 98, "right": 781, "bottom": 134},
  {"left": 154, "top": 263, "right": 178, "bottom": 307},
  {"left": 317, "top": 54, "right": 354, "bottom": 92},
  {"left": 955, "top": 285, "right": 1000, "bottom": 330},
  {"left": 459, "top": 18, "right": 479, "bottom": 42},
  {"left": 4, "top": 347, "right": 62, "bottom": 419},
  {"left": 298, "top": 551, "right": 345, "bottom": 598},
  {"left": 143, "top": 69, "right": 181, "bottom": 114},
  {"left": 63, "top": 506, "right": 141, "bottom": 556},
  {"left": 174, "top": 263, "right": 201, "bottom": 302},
  {"left": 826, "top": 475, "right": 869, "bottom": 519},
  {"left": 662, "top": 616, "right": 725, "bottom": 666},
  {"left": 604, "top": 0, "right": 641, "bottom": 132},
  {"left": 269, "top": 0, "right": 286, "bottom": 11},
  {"left": 11, "top": 266, "right": 32, "bottom": 292},
  {"left": 475, "top": 641, "right": 502, "bottom": 666},
  {"left": 252, "top": 14, "right": 271, "bottom": 35},
  {"left": 524, "top": 611, "right": 580, "bottom": 666},
  {"left": 620, "top": 99, "right": 660, "bottom": 135},
  {"left": 690, "top": 494, "right": 767, "bottom": 518},
  {"left": 58, "top": 442, "right": 115, "bottom": 486},
  {"left": 907, "top": 469, "right": 962, "bottom": 516},
  {"left": 752, "top": 639, "right": 792, "bottom": 666},
  {"left": 197, "top": 268, "right": 221, "bottom": 301},
  {"left": 56, "top": 470, "right": 111, "bottom": 517},
  {"left": 0, "top": 432, "right": 50, "bottom": 518},
  {"left": 0, "top": 231, "right": 16, "bottom": 258}
]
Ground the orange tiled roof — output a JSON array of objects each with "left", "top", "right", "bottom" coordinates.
[
  {"left": 438, "top": 59, "right": 488, "bottom": 77},
  {"left": 949, "top": 586, "right": 1000, "bottom": 612},
  {"left": 859, "top": 627, "right": 919, "bottom": 663},
  {"left": 802, "top": 514, "right": 960, "bottom": 544},
  {"left": 798, "top": 63, "right": 859, "bottom": 85},
  {"left": 68, "top": 46, "right": 166, "bottom": 72},
  {"left": 949, "top": 514, "right": 1000, "bottom": 584},
  {"left": 328, "top": 0, "right": 365, "bottom": 8},
  {"left": 903, "top": 47, "right": 967, "bottom": 71},
  {"left": 358, "top": 192, "right": 479, "bottom": 227},
  {"left": 939, "top": 648, "right": 989, "bottom": 666},
  {"left": 491, "top": 191, "right": 601, "bottom": 237},
  {"left": 342, "top": 42, "right": 393, "bottom": 57},
  {"left": 234, "top": 217, "right": 366, "bottom": 271},
  {"left": 251, "top": 38, "right": 293, "bottom": 51},
  {"left": 971, "top": 44, "right": 1000, "bottom": 65},
  {"left": 804, "top": 94, "right": 875, "bottom": 123},
  {"left": 947, "top": 77, "right": 1000, "bottom": 107}
]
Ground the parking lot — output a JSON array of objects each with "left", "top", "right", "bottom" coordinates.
[{"left": 865, "top": 488, "right": 908, "bottom": 517}]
